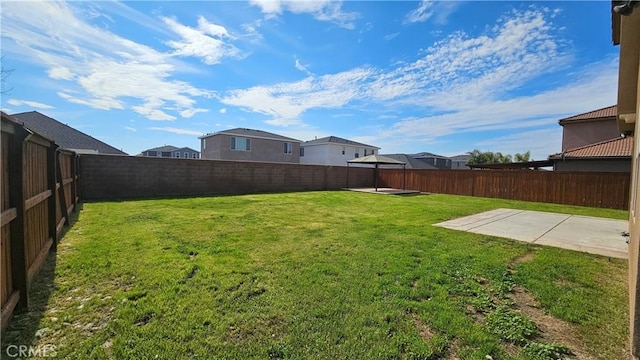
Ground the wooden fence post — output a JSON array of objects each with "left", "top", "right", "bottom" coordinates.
[
  {"left": 56, "top": 151, "right": 69, "bottom": 227},
  {"left": 9, "top": 129, "right": 30, "bottom": 311},
  {"left": 48, "top": 145, "right": 58, "bottom": 249}
]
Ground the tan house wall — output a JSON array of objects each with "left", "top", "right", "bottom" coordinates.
[
  {"left": 561, "top": 118, "right": 620, "bottom": 151},
  {"left": 553, "top": 158, "right": 631, "bottom": 173},
  {"left": 621, "top": 9, "right": 640, "bottom": 358},
  {"left": 201, "top": 134, "right": 300, "bottom": 163}
]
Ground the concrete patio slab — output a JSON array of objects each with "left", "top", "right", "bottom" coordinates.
[
  {"left": 434, "top": 208, "right": 628, "bottom": 259},
  {"left": 345, "top": 187, "right": 421, "bottom": 195}
]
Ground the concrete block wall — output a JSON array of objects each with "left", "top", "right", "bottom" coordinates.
[{"left": 79, "top": 154, "right": 374, "bottom": 200}]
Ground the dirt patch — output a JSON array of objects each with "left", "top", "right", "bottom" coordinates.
[
  {"left": 412, "top": 317, "right": 434, "bottom": 340},
  {"left": 511, "top": 287, "right": 594, "bottom": 360},
  {"left": 511, "top": 251, "right": 536, "bottom": 267},
  {"left": 446, "top": 339, "right": 461, "bottom": 360}
]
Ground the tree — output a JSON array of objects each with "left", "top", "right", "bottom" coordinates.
[
  {"left": 466, "top": 149, "right": 532, "bottom": 165},
  {"left": 1, "top": 55, "right": 13, "bottom": 95}
]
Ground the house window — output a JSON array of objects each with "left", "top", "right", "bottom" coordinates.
[
  {"left": 433, "top": 158, "right": 437, "bottom": 165},
  {"left": 300, "top": 147, "right": 305, "bottom": 157},
  {"left": 355, "top": 149, "right": 359, "bottom": 158},
  {"left": 202, "top": 140, "right": 206, "bottom": 150},
  {"left": 184, "top": 152, "right": 188, "bottom": 158},
  {"left": 175, "top": 152, "right": 180, "bottom": 158},
  {"left": 192, "top": 153, "right": 198, "bottom": 159},
  {"left": 231, "top": 137, "right": 251, "bottom": 151},
  {"left": 342, "top": 146, "right": 345, "bottom": 155},
  {"left": 284, "top": 142, "right": 292, "bottom": 154},
  {"left": 148, "top": 151, "right": 157, "bottom": 157},
  {"left": 162, "top": 151, "right": 171, "bottom": 157}
]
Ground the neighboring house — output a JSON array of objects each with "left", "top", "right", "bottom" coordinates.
[
  {"left": 200, "top": 128, "right": 301, "bottom": 163},
  {"left": 558, "top": 105, "right": 620, "bottom": 151},
  {"left": 612, "top": 5, "right": 640, "bottom": 355},
  {"left": 300, "top": 136, "right": 379, "bottom": 166},
  {"left": 450, "top": 154, "right": 471, "bottom": 170},
  {"left": 11, "top": 111, "right": 127, "bottom": 155},
  {"left": 378, "top": 154, "right": 437, "bottom": 169},
  {"left": 549, "top": 105, "right": 632, "bottom": 172},
  {"left": 411, "top": 152, "right": 451, "bottom": 169},
  {"left": 140, "top": 145, "right": 200, "bottom": 159},
  {"left": 549, "top": 136, "right": 633, "bottom": 172}
]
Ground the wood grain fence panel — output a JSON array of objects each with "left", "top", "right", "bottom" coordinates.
[{"left": 379, "top": 169, "right": 630, "bottom": 210}]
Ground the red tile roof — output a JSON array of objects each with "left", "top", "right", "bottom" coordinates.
[
  {"left": 550, "top": 136, "right": 633, "bottom": 159},
  {"left": 558, "top": 105, "right": 617, "bottom": 124}
]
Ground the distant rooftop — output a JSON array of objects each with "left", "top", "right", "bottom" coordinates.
[
  {"left": 558, "top": 105, "right": 617, "bottom": 125},
  {"left": 302, "top": 136, "right": 379, "bottom": 149},
  {"left": 141, "top": 145, "right": 199, "bottom": 154},
  {"left": 11, "top": 111, "right": 127, "bottom": 155},
  {"left": 200, "top": 128, "right": 301, "bottom": 142}
]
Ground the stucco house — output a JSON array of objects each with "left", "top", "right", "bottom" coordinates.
[
  {"left": 140, "top": 145, "right": 200, "bottom": 159},
  {"left": 549, "top": 105, "right": 632, "bottom": 172},
  {"left": 558, "top": 105, "right": 621, "bottom": 151},
  {"left": 299, "top": 136, "right": 379, "bottom": 166},
  {"left": 549, "top": 136, "right": 633, "bottom": 172},
  {"left": 450, "top": 154, "right": 471, "bottom": 170},
  {"left": 200, "top": 128, "right": 301, "bottom": 163},
  {"left": 11, "top": 111, "right": 127, "bottom": 155},
  {"left": 612, "top": 1, "right": 640, "bottom": 356}
]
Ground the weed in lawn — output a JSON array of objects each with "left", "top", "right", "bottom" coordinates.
[
  {"left": 486, "top": 306, "right": 539, "bottom": 345},
  {"left": 523, "top": 342, "right": 572, "bottom": 360}
]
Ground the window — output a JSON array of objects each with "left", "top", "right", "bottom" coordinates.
[
  {"left": 148, "top": 151, "right": 157, "bottom": 157},
  {"left": 300, "top": 147, "right": 305, "bottom": 156},
  {"left": 202, "top": 140, "right": 206, "bottom": 150},
  {"left": 355, "top": 149, "right": 359, "bottom": 158},
  {"left": 231, "top": 137, "right": 251, "bottom": 151},
  {"left": 341, "top": 146, "right": 345, "bottom": 155},
  {"left": 284, "top": 142, "right": 292, "bottom": 154},
  {"left": 184, "top": 152, "right": 188, "bottom": 158},
  {"left": 175, "top": 152, "right": 180, "bottom": 158},
  {"left": 192, "top": 153, "right": 198, "bottom": 159}
]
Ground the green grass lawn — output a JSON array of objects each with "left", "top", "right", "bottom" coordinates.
[{"left": 2, "top": 192, "right": 629, "bottom": 359}]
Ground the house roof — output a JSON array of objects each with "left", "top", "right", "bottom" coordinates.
[
  {"left": 549, "top": 136, "right": 633, "bottom": 159},
  {"left": 200, "top": 128, "right": 301, "bottom": 142},
  {"left": 449, "top": 154, "right": 471, "bottom": 161},
  {"left": 141, "top": 145, "right": 199, "bottom": 153},
  {"left": 411, "top": 152, "right": 448, "bottom": 159},
  {"left": 558, "top": 105, "right": 617, "bottom": 125},
  {"left": 302, "top": 136, "right": 379, "bottom": 149},
  {"left": 347, "top": 154, "right": 406, "bottom": 165},
  {"left": 379, "top": 154, "right": 438, "bottom": 169},
  {"left": 11, "top": 111, "right": 127, "bottom": 155}
]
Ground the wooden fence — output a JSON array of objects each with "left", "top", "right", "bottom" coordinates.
[
  {"left": 1, "top": 112, "right": 79, "bottom": 332},
  {"left": 378, "top": 169, "right": 631, "bottom": 210}
]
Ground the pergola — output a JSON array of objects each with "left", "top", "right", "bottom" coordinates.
[{"left": 346, "top": 154, "right": 407, "bottom": 191}]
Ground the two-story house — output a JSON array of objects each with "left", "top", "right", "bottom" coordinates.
[
  {"left": 200, "top": 128, "right": 301, "bottom": 163},
  {"left": 299, "top": 136, "right": 379, "bottom": 166},
  {"left": 140, "top": 145, "right": 200, "bottom": 159},
  {"left": 411, "top": 152, "right": 452, "bottom": 169},
  {"left": 548, "top": 105, "right": 633, "bottom": 172}
]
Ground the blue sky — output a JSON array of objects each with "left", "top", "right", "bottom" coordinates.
[{"left": 1, "top": 1, "right": 619, "bottom": 159}]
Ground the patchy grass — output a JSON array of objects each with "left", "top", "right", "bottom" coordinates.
[{"left": 1, "top": 192, "right": 629, "bottom": 359}]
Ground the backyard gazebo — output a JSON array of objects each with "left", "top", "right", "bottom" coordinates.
[{"left": 347, "top": 154, "right": 407, "bottom": 191}]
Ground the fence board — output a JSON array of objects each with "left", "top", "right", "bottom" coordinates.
[{"left": 379, "top": 169, "right": 630, "bottom": 210}]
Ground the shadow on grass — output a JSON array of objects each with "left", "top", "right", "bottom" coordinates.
[{"left": 0, "top": 207, "right": 81, "bottom": 353}]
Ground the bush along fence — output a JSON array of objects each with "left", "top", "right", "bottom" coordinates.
[
  {"left": 1, "top": 112, "right": 79, "bottom": 332},
  {"left": 378, "top": 168, "right": 631, "bottom": 210}
]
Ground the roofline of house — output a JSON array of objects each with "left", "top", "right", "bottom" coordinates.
[
  {"left": 199, "top": 130, "right": 301, "bottom": 143},
  {"left": 301, "top": 140, "right": 380, "bottom": 149}
]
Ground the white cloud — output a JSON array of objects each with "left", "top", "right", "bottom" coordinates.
[
  {"left": 0, "top": 1, "right": 212, "bottom": 121},
  {"left": 162, "top": 16, "right": 240, "bottom": 65},
  {"left": 404, "top": 1, "right": 460, "bottom": 25},
  {"left": 6, "top": 99, "right": 55, "bottom": 109},
  {"left": 125, "top": 126, "right": 137, "bottom": 132},
  {"left": 294, "top": 56, "right": 312, "bottom": 75},
  {"left": 221, "top": 8, "right": 570, "bottom": 130},
  {"left": 219, "top": 108, "right": 227, "bottom": 114},
  {"left": 220, "top": 67, "right": 375, "bottom": 126},
  {"left": 149, "top": 127, "right": 203, "bottom": 136},
  {"left": 384, "top": 32, "right": 400, "bottom": 41},
  {"left": 249, "top": 0, "right": 358, "bottom": 29},
  {"left": 404, "top": 1, "right": 434, "bottom": 23}
]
